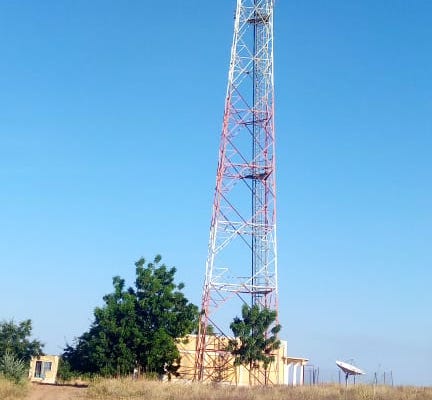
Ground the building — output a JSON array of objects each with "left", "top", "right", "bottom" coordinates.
[
  {"left": 29, "top": 355, "right": 59, "bottom": 384},
  {"left": 174, "top": 335, "right": 308, "bottom": 386}
]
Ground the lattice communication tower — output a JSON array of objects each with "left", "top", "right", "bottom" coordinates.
[{"left": 194, "top": 0, "right": 278, "bottom": 383}]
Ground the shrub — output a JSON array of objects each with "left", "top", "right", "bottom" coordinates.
[{"left": 0, "top": 351, "right": 28, "bottom": 384}]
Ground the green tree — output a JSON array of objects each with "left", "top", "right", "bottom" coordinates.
[
  {"left": 62, "top": 255, "right": 199, "bottom": 377},
  {"left": 0, "top": 319, "right": 43, "bottom": 362},
  {"left": 228, "top": 304, "right": 281, "bottom": 385}
]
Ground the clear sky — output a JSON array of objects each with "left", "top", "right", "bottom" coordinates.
[{"left": 1, "top": 0, "right": 431, "bottom": 387}]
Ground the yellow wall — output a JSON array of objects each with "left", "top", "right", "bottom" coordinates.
[
  {"left": 174, "top": 335, "right": 289, "bottom": 385},
  {"left": 29, "top": 355, "right": 59, "bottom": 384}
]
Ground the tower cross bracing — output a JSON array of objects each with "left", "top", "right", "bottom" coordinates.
[{"left": 195, "top": 0, "right": 278, "bottom": 383}]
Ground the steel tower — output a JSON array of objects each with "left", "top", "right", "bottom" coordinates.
[{"left": 195, "top": 0, "right": 278, "bottom": 383}]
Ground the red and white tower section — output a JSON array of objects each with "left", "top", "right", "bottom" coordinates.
[{"left": 195, "top": 0, "right": 278, "bottom": 382}]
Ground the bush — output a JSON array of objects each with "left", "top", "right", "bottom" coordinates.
[
  {"left": 57, "top": 358, "right": 74, "bottom": 382},
  {"left": 0, "top": 352, "right": 28, "bottom": 384}
]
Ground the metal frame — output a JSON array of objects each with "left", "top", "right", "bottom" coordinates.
[{"left": 195, "top": 0, "right": 278, "bottom": 384}]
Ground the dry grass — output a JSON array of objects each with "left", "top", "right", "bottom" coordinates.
[
  {"left": 0, "top": 376, "right": 28, "bottom": 400},
  {"left": 85, "top": 378, "right": 432, "bottom": 400}
]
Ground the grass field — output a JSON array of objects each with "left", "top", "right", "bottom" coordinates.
[
  {"left": 0, "top": 376, "right": 28, "bottom": 400},
  {"left": 86, "top": 378, "right": 432, "bottom": 400},
  {"left": 2, "top": 376, "right": 431, "bottom": 400}
]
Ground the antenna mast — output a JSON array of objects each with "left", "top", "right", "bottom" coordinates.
[{"left": 195, "top": 0, "right": 278, "bottom": 383}]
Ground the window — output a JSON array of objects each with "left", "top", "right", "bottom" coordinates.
[{"left": 43, "top": 362, "right": 52, "bottom": 372}]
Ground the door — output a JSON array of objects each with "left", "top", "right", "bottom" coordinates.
[{"left": 34, "top": 361, "right": 43, "bottom": 378}]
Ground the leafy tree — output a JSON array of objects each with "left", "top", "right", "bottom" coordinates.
[
  {"left": 62, "top": 255, "right": 199, "bottom": 377},
  {"left": 0, "top": 319, "right": 43, "bottom": 362},
  {"left": 228, "top": 304, "right": 281, "bottom": 385}
]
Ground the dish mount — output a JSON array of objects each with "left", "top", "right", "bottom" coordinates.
[{"left": 336, "top": 360, "right": 365, "bottom": 385}]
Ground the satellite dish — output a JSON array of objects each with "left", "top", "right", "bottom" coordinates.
[{"left": 336, "top": 360, "right": 365, "bottom": 385}]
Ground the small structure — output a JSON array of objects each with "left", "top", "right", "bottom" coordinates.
[
  {"left": 173, "top": 335, "right": 308, "bottom": 386},
  {"left": 29, "top": 355, "right": 59, "bottom": 384},
  {"left": 284, "top": 356, "right": 309, "bottom": 386}
]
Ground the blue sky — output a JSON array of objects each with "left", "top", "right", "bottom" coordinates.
[{"left": 1, "top": 0, "right": 431, "bottom": 386}]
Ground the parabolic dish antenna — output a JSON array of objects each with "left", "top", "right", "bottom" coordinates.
[{"left": 336, "top": 360, "right": 365, "bottom": 385}]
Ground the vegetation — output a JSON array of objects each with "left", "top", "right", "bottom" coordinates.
[
  {"left": 228, "top": 304, "right": 281, "bottom": 384},
  {"left": 56, "top": 356, "right": 77, "bottom": 382},
  {"left": 0, "top": 376, "right": 28, "bottom": 400},
  {"left": 85, "top": 379, "right": 432, "bottom": 400},
  {"left": 3, "top": 377, "right": 431, "bottom": 400},
  {"left": 62, "top": 255, "right": 199, "bottom": 377},
  {"left": 0, "top": 319, "right": 43, "bottom": 384},
  {"left": 0, "top": 352, "right": 28, "bottom": 384},
  {"left": 0, "top": 319, "right": 43, "bottom": 362}
]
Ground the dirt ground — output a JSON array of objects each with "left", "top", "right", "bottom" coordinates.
[{"left": 25, "top": 383, "right": 87, "bottom": 400}]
